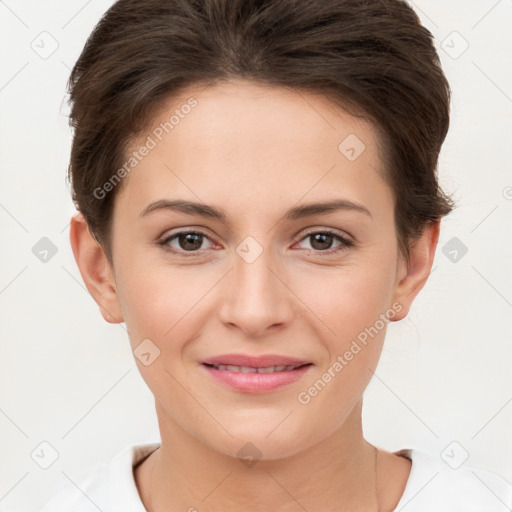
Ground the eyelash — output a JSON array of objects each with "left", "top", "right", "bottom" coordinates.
[{"left": 158, "top": 229, "right": 355, "bottom": 258}]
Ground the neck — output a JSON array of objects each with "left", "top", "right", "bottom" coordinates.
[{"left": 138, "top": 400, "right": 382, "bottom": 512}]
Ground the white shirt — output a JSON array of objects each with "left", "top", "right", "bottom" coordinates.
[{"left": 39, "top": 443, "right": 512, "bottom": 511}]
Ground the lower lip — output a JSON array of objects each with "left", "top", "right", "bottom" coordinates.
[{"left": 201, "top": 364, "right": 312, "bottom": 393}]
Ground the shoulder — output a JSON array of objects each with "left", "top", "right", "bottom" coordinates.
[
  {"left": 393, "top": 446, "right": 512, "bottom": 512},
  {"left": 38, "top": 442, "right": 160, "bottom": 512}
]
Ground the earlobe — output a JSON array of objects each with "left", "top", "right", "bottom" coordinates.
[
  {"left": 69, "top": 213, "right": 124, "bottom": 324},
  {"left": 391, "top": 220, "right": 440, "bottom": 322}
]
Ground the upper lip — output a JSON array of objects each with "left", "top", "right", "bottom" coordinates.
[{"left": 201, "top": 354, "right": 311, "bottom": 368}]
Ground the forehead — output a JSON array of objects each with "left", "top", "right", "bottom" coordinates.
[
  {"left": 115, "top": 79, "right": 391, "bottom": 221},
  {"left": 148, "top": 79, "right": 378, "bottom": 155}
]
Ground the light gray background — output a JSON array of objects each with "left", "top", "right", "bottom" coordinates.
[{"left": 1, "top": 1, "right": 511, "bottom": 511}]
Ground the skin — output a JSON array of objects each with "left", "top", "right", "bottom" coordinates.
[{"left": 70, "top": 78, "right": 440, "bottom": 511}]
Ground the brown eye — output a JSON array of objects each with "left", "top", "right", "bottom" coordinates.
[
  {"left": 177, "top": 232, "right": 204, "bottom": 251},
  {"left": 159, "top": 231, "right": 214, "bottom": 256},
  {"left": 296, "top": 230, "right": 354, "bottom": 255},
  {"left": 309, "top": 232, "right": 335, "bottom": 251}
]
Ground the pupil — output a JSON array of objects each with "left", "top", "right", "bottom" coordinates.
[
  {"left": 311, "top": 233, "right": 332, "bottom": 250},
  {"left": 180, "top": 233, "right": 202, "bottom": 251}
]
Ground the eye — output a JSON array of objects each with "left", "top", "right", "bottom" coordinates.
[
  {"left": 159, "top": 230, "right": 214, "bottom": 256},
  {"left": 294, "top": 229, "right": 354, "bottom": 255},
  {"left": 158, "top": 228, "right": 355, "bottom": 258}
]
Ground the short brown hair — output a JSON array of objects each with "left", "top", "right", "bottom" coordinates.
[{"left": 67, "top": 0, "right": 454, "bottom": 264}]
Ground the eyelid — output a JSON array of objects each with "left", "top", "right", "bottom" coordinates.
[
  {"left": 297, "top": 226, "right": 354, "bottom": 243},
  {"left": 293, "top": 227, "right": 355, "bottom": 254},
  {"left": 158, "top": 228, "right": 217, "bottom": 255}
]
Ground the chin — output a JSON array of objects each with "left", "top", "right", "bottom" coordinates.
[{"left": 201, "top": 427, "right": 317, "bottom": 464}]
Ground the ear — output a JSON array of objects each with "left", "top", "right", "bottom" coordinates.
[
  {"left": 391, "top": 220, "right": 440, "bottom": 322},
  {"left": 69, "top": 213, "right": 124, "bottom": 324}
]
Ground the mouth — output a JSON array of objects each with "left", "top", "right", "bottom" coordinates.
[
  {"left": 200, "top": 356, "right": 313, "bottom": 393},
  {"left": 202, "top": 362, "right": 312, "bottom": 373}
]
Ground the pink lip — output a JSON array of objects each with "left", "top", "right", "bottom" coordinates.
[
  {"left": 201, "top": 353, "right": 313, "bottom": 394},
  {"left": 201, "top": 353, "right": 310, "bottom": 368}
]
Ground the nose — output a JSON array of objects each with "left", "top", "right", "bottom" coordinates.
[{"left": 218, "top": 244, "right": 294, "bottom": 338}]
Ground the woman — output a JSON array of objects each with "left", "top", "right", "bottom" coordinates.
[{"left": 40, "top": 0, "right": 512, "bottom": 510}]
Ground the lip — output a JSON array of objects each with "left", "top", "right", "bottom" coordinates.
[
  {"left": 200, "top": 353, "right": 313, "bottom": 394},
  {"left": 201, "top": 353, "right": 310, "bottom": 368}
]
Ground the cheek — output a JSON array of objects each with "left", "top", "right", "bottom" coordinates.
[
  {"left": 291, "top": 266, "right": 397, "bottom": 416},
  {"left": 297, "top": 258, "right": 398, "bottom": 340},
  {"left": 114, "top": 265, "right": 203, "bottom": 399},
  {"left": 115, "top": 261, "right": 200, "bottom": 347}
]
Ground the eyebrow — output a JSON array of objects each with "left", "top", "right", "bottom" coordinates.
[{"left": 139, "top": 198, "right": 372, "bottom": 222}]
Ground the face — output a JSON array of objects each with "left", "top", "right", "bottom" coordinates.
[{"left": 87, "top": 79, "right": 429, "bottom": 460}]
